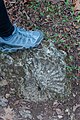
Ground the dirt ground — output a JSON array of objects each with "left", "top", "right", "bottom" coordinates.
[{"left": 0, "top": 0, "right": 80, "bottom": 120}]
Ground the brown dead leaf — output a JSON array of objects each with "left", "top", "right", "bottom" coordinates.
[
  {"left": 72, "top": 0, "right": 80, "bottom": 14},
  {"left": 0, "top": 106, "right": 15, "bottom": 120},
  {"left": 48, "top": 0, "right": 61, "bottom": 4},
  {"left": 23, "top": 0, "right": 32, "bottom": 4}
]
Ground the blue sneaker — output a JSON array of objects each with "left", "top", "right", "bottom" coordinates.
[{"left": 0, "top": 25, "right": 44, "bottom": 52}]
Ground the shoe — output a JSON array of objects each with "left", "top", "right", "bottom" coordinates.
[{"left": 0, "top": 25, "right": 44, "bottom": 52}]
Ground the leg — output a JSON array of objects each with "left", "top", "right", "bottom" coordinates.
[
  {"left": 0, "top": 0, "right": 14, "bottom": 37},
  {"left": 0, "top": 0, "right": 44, "bottom": 52}
]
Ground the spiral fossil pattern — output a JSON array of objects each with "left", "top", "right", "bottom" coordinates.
[{"left": 21, "top": 40, "right": 67, "bottom": 101}]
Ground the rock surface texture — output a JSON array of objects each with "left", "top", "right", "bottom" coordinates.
[{"left": 0, "top": 40, "right": 67, "bottom": 102}]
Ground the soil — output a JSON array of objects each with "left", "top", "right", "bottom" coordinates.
[{"left": 0, "top": 0, "right": 80, "bottom": 120}]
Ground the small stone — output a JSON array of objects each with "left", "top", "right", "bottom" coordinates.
[
  {"left": 73, "top": 93, "right": 76, "bottom": 97},
  {"left": 5, "top": 94, "right": 10, "bottom": 99},
  {"left": 53, "top": 100, "right": 58, "bottom": 106},
  {"left": 65, "top": 108, "right": 70, "bottom": 115},
  {"left": 65, "top": 108, "right": 69, "bottom": 112}
]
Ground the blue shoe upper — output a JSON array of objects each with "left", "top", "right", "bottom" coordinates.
[{"left": 0, "top": 25, "right": 44, "bottom": 52}]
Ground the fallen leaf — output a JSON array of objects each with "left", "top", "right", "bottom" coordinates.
[
  {"left": 72, "top": 0, "right": 80, "bottom": 14},
  {"left": 0, "top": 106, "right": 15, "bottom": 120}
]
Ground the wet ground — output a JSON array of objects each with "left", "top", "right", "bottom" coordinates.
[{"left": 0, "top": 0, "right": 80, "bottom": 120}]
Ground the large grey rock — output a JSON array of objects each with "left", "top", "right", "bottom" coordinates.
[{"left": 0, "top": 40, "right": 67, "bottom": 102}]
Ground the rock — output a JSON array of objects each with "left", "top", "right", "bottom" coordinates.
[
  {"left": 0, "top": 40, "right": 68, "bottom": 102},
  {"left": 5, "top": 94, "right": 10, "bottom": 99},
  {"left": 58, "top": 115, "right": 63, "bottom": 119},
  {"left": 21, "top": 40, "right": 67, "bottom": 101}
]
